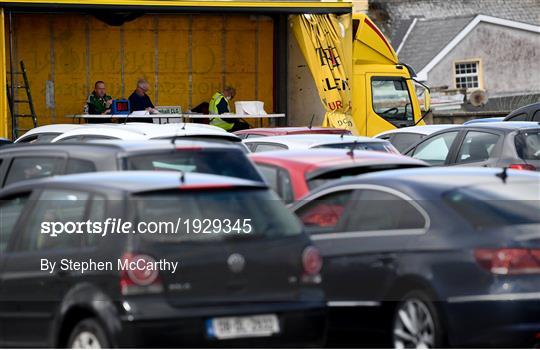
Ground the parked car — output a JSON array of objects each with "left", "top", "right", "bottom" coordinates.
[
  {"left": 244, "top": 134, "right": 398, "bottom": 154},
  {"left": 403, "top": 122, "right": 540, "bottom": 171},
  {"left": 250, "top": 149, "right": 428, "bottom": 203},
  {"left": 234, "top": 126, "right": 351, "bottom": 139},
  {"left": 51, "top": 124, "right": 242, "bottom": 144},
  {"left": 503, "top": 102, "right": 540, "bottom": 122},
  {"left": 0, "top": 171, "right": 326, "bottom": 347},
  {"left": 463, "top": 117, "right": 505, "bottom": 125},
  {"left": 0, "top": 140, "right": 263, "bottom": 188},
  {"left": 291, "top": 167, "right": 540, "bottom": 347},
  {"left": 0, "top": 138, "right": 11, "bottom": 147},
  {"left": 14, "top": 124, "right": 94, "bottom": 143},
  {"left": 374, "top": 125, "right": 455, "bottom": 153}
]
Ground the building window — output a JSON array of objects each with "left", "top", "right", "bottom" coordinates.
[{"left": 455, "top": 61, "right": 480, "bottom": 89}]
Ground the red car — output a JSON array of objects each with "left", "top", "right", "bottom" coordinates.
[
  {"left": 250, "top": 149, "right": 428, "bottom": 203},
  {"left": 234, "top": 126, "right": 351, "bottom": 139}
]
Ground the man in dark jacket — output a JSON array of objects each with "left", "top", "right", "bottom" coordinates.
[{"left": 128, "top": 79, "right": 157, "bottom": 123}]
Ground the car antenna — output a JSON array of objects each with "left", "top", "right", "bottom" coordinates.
[
  {"left": 347, "top": 140, "right": 358, "bottom": 158},
  {"left": 308, "top": 114, "right": 315, "bottom": 129},
  {"left": 495, "top": 167, "right": 509, "bottom": 184},
  {"left": 340, "top": 133, "right": 344, "bottom": 139}
]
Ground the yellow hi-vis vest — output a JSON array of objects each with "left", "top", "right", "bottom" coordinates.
[{"left": 209, "top": 92, "right": 234, "bottom": 131}]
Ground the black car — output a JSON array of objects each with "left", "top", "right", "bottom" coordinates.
[
  {"left": 0, "top": 138, "right": 11, "bottom": 147},
  {"left": 291, "top": 167, "right": 540, "bottom": 347},
  {"left": 0, "top": 140, "right": 263, "bottom": 188},
  {"left": 0, "top": 171, "right": 325, "bottom": 347},
  {"left": 403, "top": 122, "right": 540, "bottom": 171},
  {"left": 503, "top": 102, "right": 540, "bottom": 122}
]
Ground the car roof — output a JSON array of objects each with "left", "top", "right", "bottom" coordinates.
[
  {"left": 234, "top": 127, "right": 349, "bottom": 136},
  {"left": 311, "top": 167, "right": 539, "bottom": 198},
  {"left": 2, "top": 171, "right": 267, "bottom": 194},
  {"left": 15, "top": 124, "right": 93, "bottom": 142},
  {"left": 89, "top": 139, "right": 244, "bottom": 152},
  {"left": 244, "top": 134, "right": 382, "bottom": 148},
  {"left": 504, "top": 102, "right": 540, "bottom": 119},
  {"left": 374, "top": 124, "right": 456, "bottom": 137},
  {"left": 51, "top": 126, "right": 145, "bottom": 142},
  {"left": 448, "top": 121, "right": 540, "bottom": 131},
  {"left": 250, "top": 149, "right": 426, "bottom": 173},
  {"left": 463, "top": 117, "right": 505, "bottom": 125}
]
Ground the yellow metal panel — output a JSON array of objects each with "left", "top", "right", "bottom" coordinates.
[
  {"left": 123, "top": 15, "right": 156, "bottom": 102},
  {"left": 13, "top": 14, "right": 52, "bottom": 126},
  {"left": 52, "top": 14, "right": 87, "bottom": 123},
  {"left": 191, "top": 15, "right": 223, "bottom": 108},
  {"left": 0, "top": 9, "right": 8, "bottom": 138},
  {"left": 225, "top": 15, "right": 256, "bottom": 109},
  {"left": 6, "top": 13, "right": 275, "bottom": 129},
  {"left": 1, "top": 0, "right": 352, "bottom": 10},
  {"left": 257, "top": 16, "right": 273, "bottom": 126},
  {"left": 157, "top": 15, "right": 190, "bottom": 108},
  {"left": 88, "top": 16, "right": 122, "bottom": 103}
]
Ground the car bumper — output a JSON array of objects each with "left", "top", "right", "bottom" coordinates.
[
  {"left": 115, "top": 301, "right": 327, "bottom": 347},
  {"left": 445, "top": 295, "right": 540, "bottom": 347}
]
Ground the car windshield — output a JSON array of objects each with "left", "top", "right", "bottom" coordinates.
[
  {"left": 515, "top": 130, "right": 540, "bottom": 160},
  {"left": 443, "top": 181, "right": 540, "bottom": 229},
  {"left": 125, "top": 149, "right": 263, "bottom": 182},
  {"left": 133, "top": 189, "right": 303, "bottom": 241},
  {"left": 313, "top": 142, "right": 397, "bottom": 153}
]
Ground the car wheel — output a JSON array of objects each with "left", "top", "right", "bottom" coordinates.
[
  {"left": 67, "top": 318, "right": 110, "bottom": 349},
  {"left": 392, "top": 290, "right": 444, "bottom": 349}
]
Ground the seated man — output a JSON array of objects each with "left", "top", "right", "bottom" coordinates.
[
  {"left": 128, "top": 79, "right": 158, "bottom": 123},
  {"left": 86, "top": 81, "right": 113, "bottom": 123},
  {"left": 209, "top": 86, "right": 249, "bottom": 132}
]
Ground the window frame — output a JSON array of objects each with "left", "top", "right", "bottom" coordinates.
[
  {"left": 370, "top": 76, "right": 416, "bottom": 127},
  {"left": 409, "top": 130, "right": 462, "bottom": 166},
  {"left": 2, "top": 154, "right": 67, "bottom": 187},
  {"left": 453, "top": 130, "right": 502, "bottom": 165},
  {"left": 255, "top": 163, "right": 295, "bottom": 204},
  {"left": 453, "top": 59, "right": 483, "bottom": 90},
  {"left": 292, "top": 184, "right": 430, "bottom": 240}
]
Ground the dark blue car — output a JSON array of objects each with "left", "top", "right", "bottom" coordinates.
[{"left": 291, "top": 167, "right": 540, "bottom": 348}]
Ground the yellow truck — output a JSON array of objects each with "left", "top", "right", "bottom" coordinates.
[
  {"left": 352, "top": 14, "right": 431, "bottom": 136},
  {"left": 293, "top": 12, "right": 430, "bottom": 137}
]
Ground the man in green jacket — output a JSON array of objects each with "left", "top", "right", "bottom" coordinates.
[{"left": 86, "top": 81, "right": 113, "bottom": 123}]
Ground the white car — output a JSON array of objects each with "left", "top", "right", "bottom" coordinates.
[
  {"left": 15, "top": 124, "right": 100, "bottom": 143},
  {"left": 51, "top": 125, "right": 145, "bottom": 143},
  {"left": 51, "top": 123, "right": 242, "bottom": 144},
  {"left": 243, "top": 134, "right": 398, "bottom": 153},
  {"left": 374, "top": 124, "right": 455, "bottom": 153}
]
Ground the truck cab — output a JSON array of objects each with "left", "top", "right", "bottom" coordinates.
[{"left": 352, "top": 14, "right": 430, "bottom": 136}]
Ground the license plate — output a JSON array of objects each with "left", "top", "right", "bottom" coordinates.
[{"left": 206, "top": 314, "right": 280, "bottom": 339}]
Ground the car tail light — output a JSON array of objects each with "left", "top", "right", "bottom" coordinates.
[
  {"left": 120, "top": 253, "right": 163, "bottom": 295},
  {"left": 302, "top": 246, "right": 323, "bottom": 282},
  {"left": 474, "top": 248, "right": 540, "bottom": 275},
  {"left": 509, "top": 164, "right": 536, "bottom": 171}
]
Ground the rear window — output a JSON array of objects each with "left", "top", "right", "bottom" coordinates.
[
  {"left": 391, "top": 133, "right": 424, "bottom": 153},
  {"left": 134, "top": 189, "right": 303, "bottom": 241},
  {"left": 443, "top": 182, "right": 540, "bottom": 229},
  {"left": 307, "top": 164, "right": 419, "bottom": 190},
  {"left": 125, "top": 149, "right": 263, "bottom": 182},
  {"left": 515, "top": 130, "right": 540, "bottom": 160},
  {"left": 312, "top": 142, "right": 397, "bottom": 153}
]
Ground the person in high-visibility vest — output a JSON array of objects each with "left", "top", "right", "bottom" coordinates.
[{"left": 209, "top": 86, "right": 241, "bottom": 131}]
